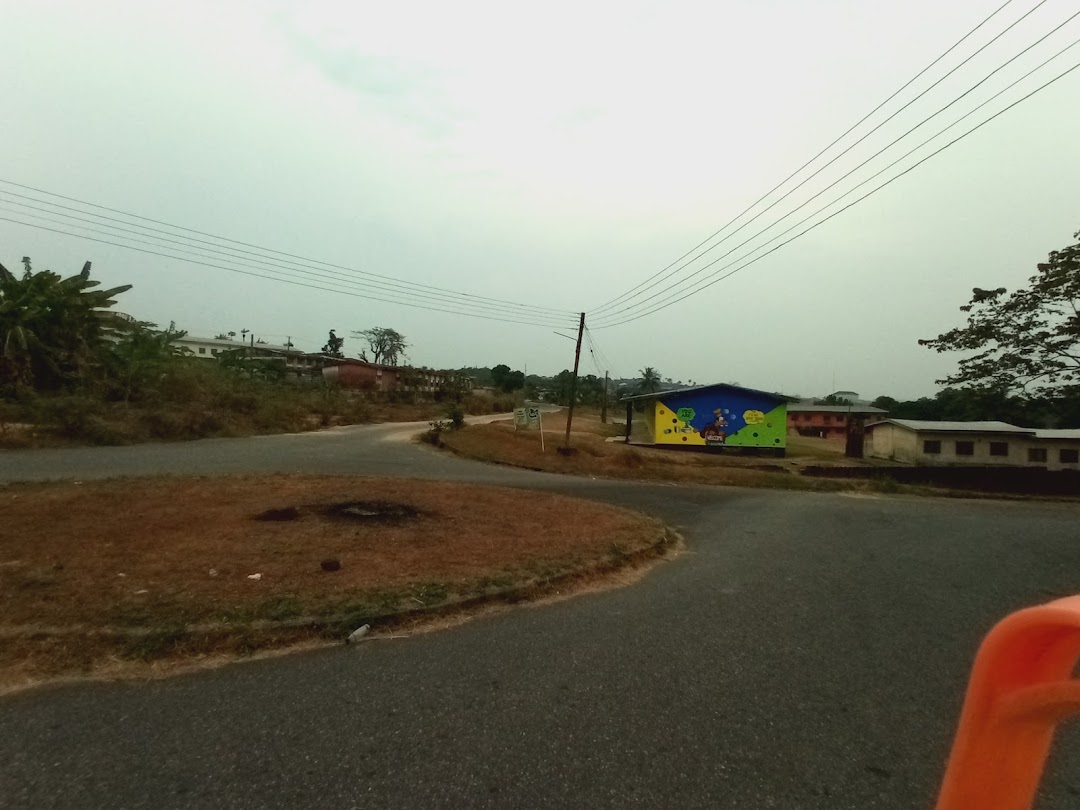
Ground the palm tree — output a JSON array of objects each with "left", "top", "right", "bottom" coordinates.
[
  {"left": 0, "top": 258, "right": 132, "bottom": 390},
  {"left": 638, "top": 366, "right": 662, "bottom": 395}
]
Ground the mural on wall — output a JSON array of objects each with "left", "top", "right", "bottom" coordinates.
[{"left": 652, "top": 386, "right": 787, "bottom": 449}]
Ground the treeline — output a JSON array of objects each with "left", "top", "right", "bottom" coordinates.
[
  {"left": 0, "top": 257, "right": 426, "bottom": 446},
  {"left": 872, "top": 388, "right": 1080, "bottom": 428}
]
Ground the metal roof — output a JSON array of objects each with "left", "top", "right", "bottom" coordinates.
[
  {"left": 1033, "top": 429, "right": 1080, "bottom": 441},
  {"left": 619, "top": 382, "right": 795, "bottom": 403},
  {"left": 788, "top": 404, "right": 887, "bottom": 414},
  {"left": 871, "top": 419, "right": 1034, "bottom": 435},
  {"left": 176, "top": 335, "right": 295, "bottom": 353}
]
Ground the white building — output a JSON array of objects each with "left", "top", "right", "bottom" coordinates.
[
  {"left": 866, "top": 419, "right": 1080, "bottom": 471},
  {"left": 173, "top": 336, "right": 324, "bottom": 375}
]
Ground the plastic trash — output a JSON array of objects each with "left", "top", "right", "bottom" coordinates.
[
  {"left": 247, "top": 573, "right": 262, "bottom": 581},
  {"left": 347, "top": 624, "right": 371, "bottom": 643}
]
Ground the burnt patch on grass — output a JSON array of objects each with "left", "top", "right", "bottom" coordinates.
[
  {"left": 318, "top": 501, "right": 423, "bottom": 524},
  {"left": 254, "top": 507, "right": 301, "bottom": 522}
]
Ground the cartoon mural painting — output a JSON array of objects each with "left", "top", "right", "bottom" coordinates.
[
  {"left": 639, "top": 383, "right": 790, "bottom": 453},
  {"left": 699, "top": 409, "right": 728, "bottom": 445}
]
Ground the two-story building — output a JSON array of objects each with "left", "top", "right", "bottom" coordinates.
[{"left": 787, "top": 403, "right": 888, "bottom": 439}]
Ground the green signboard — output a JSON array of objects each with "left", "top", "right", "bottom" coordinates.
[{"left": 676, "top": 407, "right": 696, "bottom": 422}]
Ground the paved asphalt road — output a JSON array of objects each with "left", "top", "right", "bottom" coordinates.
[{"left": 3, "top": 421, "right": 1080, "bottom": 808}]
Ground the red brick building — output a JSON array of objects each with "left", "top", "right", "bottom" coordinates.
[
  {"left": 787, "top": 403, "right": 887, "bottom": 439},
  {"left": 322, "top": 359, "right": 470, "bottom": 395}
]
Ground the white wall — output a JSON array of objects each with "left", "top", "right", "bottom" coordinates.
[{"left": 867, "top": 425, "right": 1080, "bottom": 470}]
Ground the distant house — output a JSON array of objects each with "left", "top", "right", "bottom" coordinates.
[
  {"left": 322, "top": 359, "right": 471, "bottom": 395},
  {"left": 788, "top": 403, "right": 888, "bottom": 439},
  {"left": 620, "top": 383, "right": 794, "bottom": 454},
  {"left": 173, "top": 335, "right": 325, "bottom": 377},
  {"left": 866, "top": 419, "right": 1080, "bottom": 470}
]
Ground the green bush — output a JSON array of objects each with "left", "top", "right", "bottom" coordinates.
[{"left": 447, "top": 402, "right": 466, "bottom": 430}]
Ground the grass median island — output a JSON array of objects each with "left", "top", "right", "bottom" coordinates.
[
  {"left": 439, "top": 412, "right": 862, "bottom": 492},
  {"left": 0, "top": 475, "right": 670, "bottom": 691}
]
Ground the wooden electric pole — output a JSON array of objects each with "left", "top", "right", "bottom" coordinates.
[
  {"left": 561, "top": 312, "right": 586, "bottom": 453},
  {"left": 601, "top": 370, "right": 609, "bottom": 424}
]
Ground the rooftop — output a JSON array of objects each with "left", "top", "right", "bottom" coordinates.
[
  {"left": 176, "top": 335, "right": 296, "bottom": 353},
  {"left": 619, "top": 381, "right": 794, "bottom": 404},
  {"left": 1034, "top": 429, "right": 1080, "bottom": 440},
  {"left": 788, "top": 404, "right": 887, "bottom": 414},
  {"left": 873, "top": 419, "right": 1035, "bottom": 434}
]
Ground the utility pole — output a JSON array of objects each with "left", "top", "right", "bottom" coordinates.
[
  {"left": 561, "top": 312, "right": 586, "bottom": 453},
  {"left": 601, "top": 369, "right": 609, "bottom": 424}
]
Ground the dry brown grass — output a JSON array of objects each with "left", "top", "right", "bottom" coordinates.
[
  {"left": 440, "top": 419, "right": 855, "bottom": 491},
  {"left": 0, "top": 475, "right": 663, "bottom": 689}
]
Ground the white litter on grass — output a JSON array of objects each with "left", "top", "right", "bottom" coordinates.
[
  {"left": 209, "top": 569, "right": 218, "bottom": 577},
  {"left": 346, "top": 624, "right": 371, "bottom": 643},
  {"left": 134, "top": 589, "right": 148, "bottom": 595},
  {"left": 247, "top": 573, "right": 262, "bottom": 581}
]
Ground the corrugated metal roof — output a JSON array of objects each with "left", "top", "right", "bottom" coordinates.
[
  {"left": 1034, "top": 429, "right": 1080, "bottom": 440},
  {"left": 874, "top": 419, "right": 1034, "bottom": 434},
  {"left": 619, "top": 382, "right": 795, "bottom": 403},
  {"left": 788, "top": 404, "right": 887, "bottom": 414}
]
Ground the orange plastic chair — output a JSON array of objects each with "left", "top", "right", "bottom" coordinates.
[{"left": 936, "top": 595, "right": 1080, "bottom": 810}]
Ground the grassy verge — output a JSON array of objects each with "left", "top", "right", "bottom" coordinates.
[
  {"left": 0, "top": 378, "right": 517, "bottom": 449},
  {"left": 439, "top": 413, "right": 871, "bottom": 492},
  {"left": 0, "top": 475, "right": 670, "bottom": 691}
]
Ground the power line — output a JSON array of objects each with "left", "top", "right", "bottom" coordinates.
[
  {"left": 588, "top": 0, "right": 1038, "bottom": 317},
  {"left": 593, "top": 55, "right": 1080, "bottom": 330},
  {"left": 591, "top": 11, "right": 1080, "bottom": 326},
  {"left": 0, "top": 214, "right": 579, "bottom": 329},
  {"left": 0, "top": 178, "right": 577, "bottom": 318},
  {"left": 0, "top": 199, "right": 575, "bottom": 323}
]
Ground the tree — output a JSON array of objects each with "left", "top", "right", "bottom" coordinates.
[
  {"left": 490, "top": 363, "right": 524, "bottom": 393},
  {"left": 213, "top": 333, "right": 233, "bottom": 341},
  {"left": 491, "top": 363, "right": 511, "bottom": 389},
  {"left": 104, "top": 321, "right": 187, "bottom": 402},
  {"left": 354, "top": 326, "right": 408, "bottom": 366},
  {"left": 920, "top": 229, "right": 1080, "bottom": 397},
  {"left": 871, "top": 395, "right": 899, "bottom": 412},
  {"left": 0, "top": 257, "right": 132, "bottom": 391},
  {"left": 814, "top": 394, "right": 853, "bottom": 406},
  {"left": 321, "top": 329, "right": 344, "bottom": 359},
  {"left": 637, "top": 367, "right": 662, "bottom": 395}
]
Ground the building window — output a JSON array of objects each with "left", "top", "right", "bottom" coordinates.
[
  {"left": 211, "top": 349, "right": 218, "bottom": 355},
  {"left": 924, "top": 440, "right": 942, "bottom": 454},
  {"left": 1061, "top": 448, "right": 1079, "bottom": 464},
  {"left": 198, "top": 347, "right": 206, "bottom": 354},
  {"left": 1028, "top": 448, "right": 1048, "bottom": 463},
  {"left": 823, "top": 415, "right": 831, "bottom": 423},
  {"left": 989, "top": 442, "right": 1009, "bottom": 457},
  {"left": 956, "top": 441, "right": 975, "bottom": 456}
]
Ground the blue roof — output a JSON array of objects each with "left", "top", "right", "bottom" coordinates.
[{"left": 619, "top": 382, "right": 794, "bottom": 403}]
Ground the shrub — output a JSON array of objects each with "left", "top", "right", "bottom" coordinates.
[
  {"left": 421, "top": 420, "right": 448, "bottom": 446},
  {"left": 447, "top": 402, "right": 466, "bottom": 430}
]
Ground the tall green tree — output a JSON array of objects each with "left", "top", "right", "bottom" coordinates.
[
  {"left": 0, "top": 257, "right": 132, "bottom": 391},
  {"left": 920, "top": 228, "right": 1080, "bottom": 396}
]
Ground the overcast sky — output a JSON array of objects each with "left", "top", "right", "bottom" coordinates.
[{"left": 2, "top": 0, "right": 1078, "bottom": 398}]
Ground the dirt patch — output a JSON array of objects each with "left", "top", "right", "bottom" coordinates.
[{"left": 0, "top": 475, "right": 667, "bottom": 692}]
